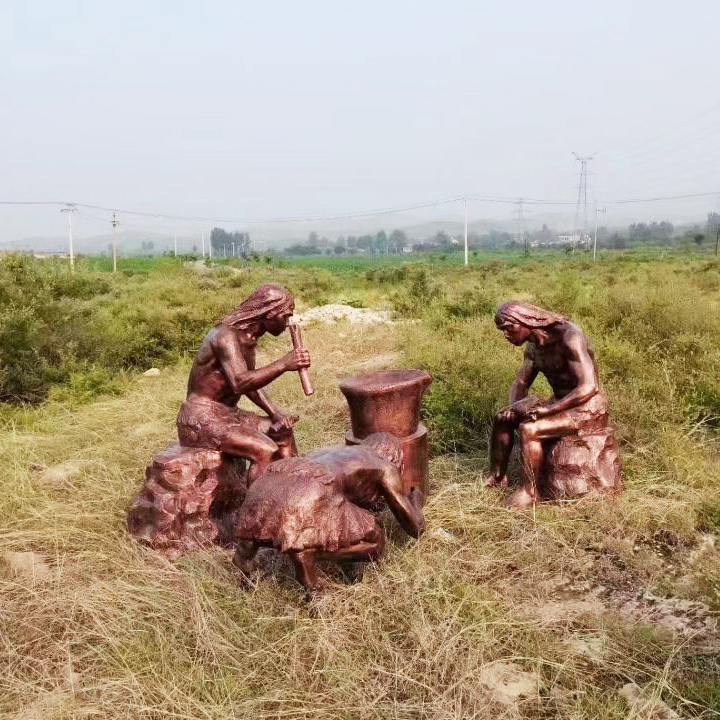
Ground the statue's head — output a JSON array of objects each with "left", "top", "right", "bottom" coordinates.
[
  {"left": 362, "top": 432, "right": 404, "bottom": 472},
  {"left": 494, "top": 301, "right": 566, "bottom": 345},
  {"left": 221, "top": 284, "right": 295, "bottom": 335}
]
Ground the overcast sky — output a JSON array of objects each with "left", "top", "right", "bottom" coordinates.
[{"left": 1, "top": 0, "right": 719, "bottom": 243}]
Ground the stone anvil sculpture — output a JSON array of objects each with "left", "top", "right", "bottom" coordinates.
[
  {"left": 340, "top": 369, "right": 432, "bottom": 500},
  {"left": 127, "top": 284, "right": 311, "bottom": 557},
  {"left": 486, "top": 301, "right": 621, "bottom": 507}
]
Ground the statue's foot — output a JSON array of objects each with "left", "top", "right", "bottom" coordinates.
[
  {"left": 292, "top": 550, "right": 329, "bottom": 593},
  {"left": 504, "top": 487, "right": 537, "bottom": 509},
  {"left": 485, "top": 474, "right": 508, "bottom": 489},
  {"left": 306, "top": 574, "right": 329, "bottom": 592}
]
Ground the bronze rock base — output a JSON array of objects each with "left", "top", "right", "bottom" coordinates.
[
  {"left": 127, "top": 443, "right": 246, "bottom": 559},
  {"left": 539, "top": 428, "right": 621, "bottom": 501}
]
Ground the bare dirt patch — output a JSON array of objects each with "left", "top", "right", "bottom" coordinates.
[
  {"left": 4, "top": 552, "right": 51, "bottom": 583},
  {"left": 619, "top": 683, "right": 681, "bottom": 720},
  {"left": 477, "top": 661, "right": 539, "bottom": 706},
  {"left": 295, "top": 304, "right": 395, "bottom": 326},
  {"left": 31, "top": 461, "right": 82, "bottom": 489}
]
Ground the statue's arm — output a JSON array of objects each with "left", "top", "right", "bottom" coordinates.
[
  {"left": 246, "top": 388, "right": 282, "bottom": 419},
  {"left": 215, "top": 332, "right": 287, "bottom": 396},
  {"left": 538, "top": 332, "right": 598, "bottom": 417},
  {"left": 508, "top": 352, "right": 538, "bottom": 405},
  {"left": 379, "top": 466, "right": 425, "bottom": 538}
]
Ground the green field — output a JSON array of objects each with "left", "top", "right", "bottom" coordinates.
[{"left": 1, "top": 250, "right": 719, "bottom": 718}]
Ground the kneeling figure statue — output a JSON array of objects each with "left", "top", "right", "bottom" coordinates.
[
  {"left": 233, "top": 432, "right": 425, "bottom": 591},
  {"left": 487, "top": 301, "right": 621, "bottom": 508}
]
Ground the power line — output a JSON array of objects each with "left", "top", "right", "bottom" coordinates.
[
  {"left": 1, "top": 190, "right": 719, "bottom": 231},
  {"left": 73, "top": 196, "right": 468, "bottom": 224},
  {"left": 605, "top": 191, "right": 720, "bottom": 205}
]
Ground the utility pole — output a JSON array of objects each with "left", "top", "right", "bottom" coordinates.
[
  {"left": 208, "top": 230, "right": 212, "bottom": 259},
  {"left": 173, "top": 232, "right": 177, "bottom": 257},
  {"left": 715, "top": 227, "right": 719, "bottom": 256},
  {"left": 111, "top": 211, "right": 119, "bottom": 273},
  {"left": 463, "top": 196, "right": 469, "bottom": 266},
  {"left": 231, "top": 242, "right": 235, "bottom": 258},
  {"left": 60, "top": 203, "right": 76, "bottom": 270},
  {"left": 593, "top": 205, "right": 606, "bottom": 262},
  {"left": 514, "top": 198, "right": 528, "bottom": 254},
  {"left": 201, "top": 232, "right": 206, "bottom": 258},
  {"left": 573, "top": 152, "right": 595, "bottom": 249}
]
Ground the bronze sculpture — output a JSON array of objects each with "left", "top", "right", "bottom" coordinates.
[
  {"left": 128, "top": 284, "right": 312, "bottom": 555},
  {"left": 126, "top": 444, "right": 245, "bottom": 558},
  {"left": 233, "top": 433, "right": 425, "bottom": 592},
  {"left": 486, "top": 301, "right": 621, "bottom": 507},
  {"left": 340, "top": 369, "right": 432, "bottom": 499},
  {"left": 177, "top": 283, "right": 310, "bottom": 485}
]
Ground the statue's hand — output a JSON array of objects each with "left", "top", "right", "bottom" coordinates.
[
  {"left": 270, "top": 413, "right": 299, "bottom": 432},
  {"left": 498, "top": 407, "right": 517, "bottom": 423},
  {"left": 281, "top": 348, "right": 311, "bottom": 372},
  {"left": 410, "top": 487, "right": 425, "bottom": 508},
  {"left": 523, "top": 405, "right": 551, "bottom": 422}
]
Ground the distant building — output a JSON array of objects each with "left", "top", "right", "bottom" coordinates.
[
  {"left": 402, "top": 245, "right": 413, "bottom": 254},
  {"left": 554, "top": 233, "right": 588, "bottom": 247}
]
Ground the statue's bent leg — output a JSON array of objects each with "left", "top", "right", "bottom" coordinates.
[
  {"left": 290, "top": 550, "right": 325, "bottom": 591},
  {"left": 488, "top": 414, "right": 519, "bottom": 487},
  {"left": 507, "top": 415, "right": 577, "bottom": 508},
  {"left": 258, "top": 417, "right": 299, "bottom": 459},
  {"left": 222, "top": 428, "right": 279, "bottom": 486},
  {"left": 317, "top": 524, "right": 386, "bottom": 563}
]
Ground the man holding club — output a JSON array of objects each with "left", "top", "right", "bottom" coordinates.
[{"left": 177, "top": 283, "right": 311, "bottom": 486}]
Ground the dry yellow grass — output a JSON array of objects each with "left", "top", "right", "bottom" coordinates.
[{"left": 1, "top": 317, "right": 719, "bottom": 719}]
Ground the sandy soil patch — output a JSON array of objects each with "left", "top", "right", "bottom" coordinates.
[
  {"left": 477, "top": 661, "right": 539, "bottom": 705},
  {"left": 295, "top": 304, "right": 395, "bottom": 326},
  {"left": 619, "top": 683, "right": 680, "bottom": 720},
  {"left": 4, "top": 552, "right": 51, "bottom": 583},
  {"left": 31, "top": 461, "right": 82, "bottom": 489}
]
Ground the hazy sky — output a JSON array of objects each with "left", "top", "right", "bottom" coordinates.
[{"left": 2, "top": 0, "right": 719, "bottom": 243}]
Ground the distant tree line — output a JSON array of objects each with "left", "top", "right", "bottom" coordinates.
[
  {"left": 281, "top": 212, "right": 720, "bottom": 256},
  {"left": 210, "top": 227, "right": 250, "bottom": 257}
]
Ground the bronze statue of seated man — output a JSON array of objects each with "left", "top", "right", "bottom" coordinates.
[
  {"left": 233, "top": 433, "right": 426, "bottom": 592},
  {"left": 486, "top": 301, "right": 620, "bottom": 508},
  {"left": 177, "top": 283, "right": 310, "bottom": 485}
]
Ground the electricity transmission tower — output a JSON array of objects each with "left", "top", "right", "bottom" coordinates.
[
  {"left": 572, "top": 153, "right": 595, "bottom": 247},
  {"left": 514, "top": 198, "right": 529, "bottom": 254}
]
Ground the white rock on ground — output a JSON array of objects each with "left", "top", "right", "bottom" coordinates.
[
  {"left": 477, "top": 661, "right": 539, "bottom": 705},
  {"left": 143, "top": 368, "right": 161, "bottom": 376},
  {"left": 294, "top": 304, "right": 395, "bottom": 326},
  {"left": 619, "top": 683, "right": 681, "bottom": 720},
  {"left": 33, "top": 461, "right": 81, "bottom": 488},
  {"left": 5, "top": 552, "right": 51, "bottom": 582}
]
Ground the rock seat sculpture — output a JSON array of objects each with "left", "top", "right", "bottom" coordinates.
[
  {"left": 126, "top": 444, "right": 246, "bottom": 559},
  {"left": 340, "top": 369, "right": 432, "bottom": 498},
  {"left": 538, "top": 429, "right": 621, "bottom": 501}
]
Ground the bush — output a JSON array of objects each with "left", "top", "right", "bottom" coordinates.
[{"left": 391, "top": 269, "right": 443, "bottom": 317}]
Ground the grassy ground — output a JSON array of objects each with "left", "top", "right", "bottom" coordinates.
[{"left": 1, "top": 251, "right": 719, "bottom": 718}]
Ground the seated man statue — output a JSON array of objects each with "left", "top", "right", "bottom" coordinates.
[
  {"left": 233, "top": 432, "right": 426, "bottom": 592},
  {"left": 486, "top": 301, "right": 620, "bottom": 508},
  {"left": 177, "top": 283, "right": 310, "bottom": 485}
]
